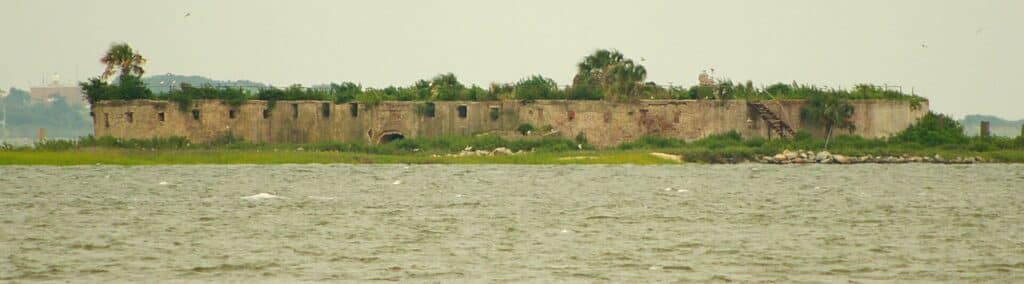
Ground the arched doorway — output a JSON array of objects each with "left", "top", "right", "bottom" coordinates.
[{"left": 378, "top": 132, "right": 405, "bottom": 144}]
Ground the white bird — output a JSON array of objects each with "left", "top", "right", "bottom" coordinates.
[
  {"left": 577, "top": 144, "right": 583, "bottom": 150},
  {"left": 392, "top": 180, "right": 402, "bottom": 185}
]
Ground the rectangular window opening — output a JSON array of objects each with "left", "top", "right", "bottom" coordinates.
[
  {"left": 349, "top": 103, "right": 359, "bottom": 117},
  {"left": 424, "top": 102, "right": 436, "bottom": 118},
  {"left": 321, "top": 103, "right": 331, "bottom": 118},
  {"left": 489, "top": 106, "right": 500, "bottom": 121},
  {"left": 291, "top": 104, "right": 299, "bottom": 118},
  {"left": 457, "top": 105, "right": 468, "bottom": 118},
  {"left": 125, "top": 112, "right": 134, "bottom": 123},
  {"left": 104, "top": 113, "right": 109, "bottom": 128},
  {"left": 229, "top": 109, "right": 238, "bottom": 119},
  {"left": 262, "top": 109, "right": 271, "bottom": 119},
  {"left": 191, "top": 109, "right": 200, "bottom": 120},
  {"left": 158, "top": 112, "right": 165, "bottom": 122}
]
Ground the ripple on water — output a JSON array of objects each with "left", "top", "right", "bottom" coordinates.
[{"left": 0, "top": 164, "right": 1022, "bottom": 282}]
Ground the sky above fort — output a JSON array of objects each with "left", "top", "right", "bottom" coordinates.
[{"left": 1, "top": 0, "right": 1021, "bottom": 119}]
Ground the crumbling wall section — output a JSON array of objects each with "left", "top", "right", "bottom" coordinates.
[{"left": 91, "top": 99, "right": 928, "bottom": 148}]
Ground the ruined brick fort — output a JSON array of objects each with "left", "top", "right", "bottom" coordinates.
[{"left": 91, "top": 99, "right": 927, "bottom": 148}]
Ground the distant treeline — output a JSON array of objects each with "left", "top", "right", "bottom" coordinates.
[
  {"left": 0, "top": 88, "right": 92, "bottom": 138},
  {"left": 140, "top": 74, "right": 266, "bottom": 94},
  {"left": 961, "top": 115, "right": 1024, "bottom": 137}
]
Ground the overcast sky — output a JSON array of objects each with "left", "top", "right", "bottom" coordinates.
[{"left": 1, "top": 0, "right": 1021, "bottom": 119}]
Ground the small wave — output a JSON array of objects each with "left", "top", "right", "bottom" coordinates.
[
  {"left": 241, "top": 193, "right": 281, "bottom": 200},
  {"left": 188, "top": 262, "right": 280, "bottom": 273}
]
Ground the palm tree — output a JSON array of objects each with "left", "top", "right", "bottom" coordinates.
[
  {"left": 800, "top": 93, "right": 855, "bottom": 149},
  {"left": 572, "top": 49, "right": 646, "bottom": 101},
  {"left": 100, "top": 43, "right": 146, "bottom": 80}
]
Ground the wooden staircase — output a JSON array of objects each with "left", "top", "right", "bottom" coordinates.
[{"left": 748, "top": 102, "right": 796, "bottom": 139}]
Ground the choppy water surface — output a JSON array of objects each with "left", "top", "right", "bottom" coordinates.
[{"left": 1, "top": 164, "right": 1023, "bottom": 282}]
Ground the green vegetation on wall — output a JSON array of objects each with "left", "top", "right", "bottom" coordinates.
[{"left": 79, "top": 44, "right": 928, "bottom": 111}]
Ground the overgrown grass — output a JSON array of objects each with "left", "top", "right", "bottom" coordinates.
[
  {"left": 0, "top": 148, "right": 678, "bottom": 166},
  {"left": 8, "top": 111, "right": 1022, "bottom": 165},
  {"left": 29, "top": 133, "right": 591, "bottom": 154}
]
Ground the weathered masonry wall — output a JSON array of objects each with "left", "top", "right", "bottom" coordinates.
[{"left": 92, "top": 99, "right": 928, "bottom": 148}]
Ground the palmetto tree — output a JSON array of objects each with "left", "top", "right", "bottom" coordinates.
[
  {"left": 572, "top": 49, "right": 646, "bottom": 101},
  {"left": 800, "top": 93, "right": 855, "bottom": 149},
  {"left": 100, "top": 43, "right": 146, "bottom": 80}
]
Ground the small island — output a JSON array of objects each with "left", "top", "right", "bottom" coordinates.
[{"left": 2, "top": 44, "right": 1021, "bottom": 165}]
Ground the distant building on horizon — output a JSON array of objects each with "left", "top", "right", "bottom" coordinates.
[{"left": 30, "top": 74, "right": 84, "bottom": 105}]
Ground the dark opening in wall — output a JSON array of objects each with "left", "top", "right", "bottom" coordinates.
[
  {"left": 291, "top": 104, "right": 299, "bottom": 118},
  {"left": 229, "top": 109, "right": 237, "bottom": 119},
  {"left": 350, "top": 103, "right": 359, "bottom": 117},
  {"left": 158, "top": 112, "right": 165, "bottom": 122},
  {"left": 321, "top": 103, "right": 331, "bottom": 118},
  {"left": 457, "top": 105, "right": 468, "bottom": 118},
  {"left": 104, "top": 113, "right": 109, "bottom": 128},
  {"left": 191, "top": 109, "right": 200, "bottom": 120},
  {"left": 423, "top": 102, "right": 436, "bottom": 117},
  {"left": 379, "top": 133, "right": 405, "bottom": 143},
  {"left": 489, "top": 106, "right": 500, "bottom": 121},
  {"left": 567, "top": 110, "right": 576, "bottom": 121},
  {"left": 125, "top": 112, "right": 134, "bottom": 123},
  {"left": 262, "top": 109, "right": 270, "bottom": 119},
  {"left": 89, "top": 111, "right": 94, "bottom": 117}
]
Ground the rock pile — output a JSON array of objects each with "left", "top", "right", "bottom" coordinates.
[
  {"left": 442, "top": 146, "right": 525, "bottom": 157},
  {"left": 760, "top": 150, "right": 987, "bottom": 164}
]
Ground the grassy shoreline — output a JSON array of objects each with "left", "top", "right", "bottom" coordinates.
[
  {"left": 4, "top": 113, "right": 1022, "bottom": 166},
  {"left": 0, "top": 148, "right": 681, "bottom": 166},
  {"left": 2, "top": 147, "right": 1021, "bottom": 166}
]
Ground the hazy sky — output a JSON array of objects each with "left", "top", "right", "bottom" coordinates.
[{"left": 1, "top": 0, "right": 1021, "bottom": 119}]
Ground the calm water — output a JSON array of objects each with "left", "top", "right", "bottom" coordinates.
[{"left": 1, "top": 164, "right": 1022, "bottom": 282}]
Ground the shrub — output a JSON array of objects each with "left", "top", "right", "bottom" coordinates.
[
  {"left": 514, "top": 75, "right": 563, "bottom": 101},
  {"left": 575, "top": 132, "right": 588, "bottom": 145},
  {"left": 516, "top": 123, "right": 534, "bottom": 135},
  {"left": 891, "top": 112, "right": 967, "bottom": 146},
  {"left": 566, "top": 84, "right": 603, "bottom": 100}
]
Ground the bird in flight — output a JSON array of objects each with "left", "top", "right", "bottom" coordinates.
[
  {"left": 920, "top": 44, "right": 928, "bottom": 48},
  {"left": 184, "top": 12, "right": 191, "bottom": 18}
]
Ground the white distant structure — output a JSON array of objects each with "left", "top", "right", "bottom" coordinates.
[
  {"left": 698, "top": 69, "right": 717, "bottom": 87},
  {"left": 30, "top": 73, "right": 85, "bottom": 105},
  {"left": 0, "top": 89, "right": 6, "bottom": 133}
]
